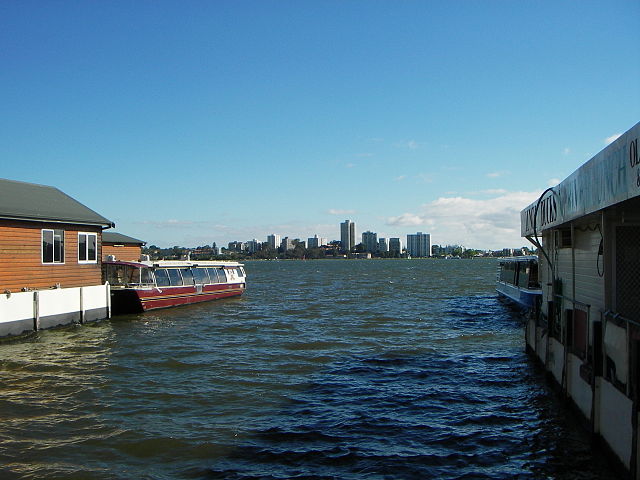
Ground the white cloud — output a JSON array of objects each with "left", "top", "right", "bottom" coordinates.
[
  {"left": 563, "top": 147, "right": 571, "bottom": 155},
  {"left": 328, "top": 208, "right": 356, "bottom": 215},
  {"left": 395, "top": 139, "right": 420, "bottom": 150},
  {"left": 547, "top": 178, "right": 561, "bottom": 187},
  {"left": 605, "top": 133, "right": 622, "bottom": 145},
  {"left": 486, "top": 171, "right": 508, "bottom": 178},
  {"left": 386, "top": 190, "right": 541, "bottom": 249},
  {"left": 345, "top": 163, "right": 356, "bottom": 168},
  {"left": 394, "top": 175, "right": 407, "bottom": 181},
  {"left": 386, "top": 213, "right": 425, "bottom": 226}
]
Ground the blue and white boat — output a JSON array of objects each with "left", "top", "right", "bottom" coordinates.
[{"left": 496, "top": 256, "right": 542, "bottom": 310}]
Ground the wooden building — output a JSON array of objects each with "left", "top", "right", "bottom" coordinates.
[
  {"left": 102, "top": 232, "right": 145, "bottom": 262},
  {"left": 0, "top": 178, "right": 114, "bottom": 336}
]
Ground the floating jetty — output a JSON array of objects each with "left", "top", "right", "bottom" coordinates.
[{"left": 522, "top": 121, "right": 640, "bottom": 477}]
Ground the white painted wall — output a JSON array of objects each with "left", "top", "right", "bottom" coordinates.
[
  {"left": 599, "top": 379, "right": 633, "bottom": 469},
  {"left": 0, "top": 291, "right": 34, "bottom": 324},
  {"left": 0, "top": 284, "right": 110, "bottom": 334}
]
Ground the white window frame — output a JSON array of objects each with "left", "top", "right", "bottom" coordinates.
[
  {"left": 42, "top": 229, "right": 65, "bottom": 264},
  {"left": 78, "top": 232, "right": 98, "bottom": 264}
]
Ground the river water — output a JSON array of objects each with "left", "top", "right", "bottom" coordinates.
[{"left": 0, "top": 259, "right": 620, "bottom": 479}]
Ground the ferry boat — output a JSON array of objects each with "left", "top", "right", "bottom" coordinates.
[
  {"left": 495, "top": 256, "right": 541, "bottom": 310},
  {"left": 102, "top": 259, "right": 246, "bottom": 314}
]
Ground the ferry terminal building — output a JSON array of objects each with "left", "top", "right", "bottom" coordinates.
[{"left": 521, "top": 121, "right": 640, "bottom": 477}]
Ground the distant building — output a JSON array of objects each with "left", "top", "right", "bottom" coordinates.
[
  {"left": 406, "top": 232, "right": 431, "bottom": 257},
  {"left": 362, "top": 231, "right": 378, "bottom": 253},
  {"left": 340, "top": 220, "right": 356, "bottom": 252},
  {"left": 246, "top": 239, "right": 261, "bottom": 253},
  {"left": 389, "top": 237, "right": 403, "bottom": 254},
  {"left": 378, "top": 237, "right": 389, "bottom": 253},
  {"left": 267, "top": 234, "right": 281, "bottom": 250},
  {"left": 228, "top": 241, "right": 245, "bottom": 252},
  {"left": 280, "top": 237, "right": 294, "bottom": 251},
  {"left": 308, "top": 235, "right": 327, "bottom": 248}
]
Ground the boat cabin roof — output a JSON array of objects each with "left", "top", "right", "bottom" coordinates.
[
  {"left": 103, "top": 260, "right": 244, "bottom": 269},
  {"left": 500, "top": 255, "right": 538, "bottom": 263}
]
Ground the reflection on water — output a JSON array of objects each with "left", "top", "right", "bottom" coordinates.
[{"left": 0, "top": 259, "right": 620, "bottom": 479}]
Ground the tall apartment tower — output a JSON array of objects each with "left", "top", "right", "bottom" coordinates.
[
  {"left": 389, "top": 237, "right": 403, "bottom": 254},
  {"left": 406, "top": 232, "right": 431, "bottom": 257},
  {"left": 362, "top": 231, "right": 378, "bottom": 253},
  {"left": 267, "top": 234, "right": 281, "bottom": 250},
  {"left": 308, "top": 235, "right": 327, "bottom": 248},
  {"left": 340, "top": 220, "right": 356, "bottom": 252}
]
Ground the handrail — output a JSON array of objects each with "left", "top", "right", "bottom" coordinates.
[
  {"left": 553, "top": 294, "right": 590, "bottom": 310},
  {"left": 603, "top": 310, "right": 640, "bottom": 328}
]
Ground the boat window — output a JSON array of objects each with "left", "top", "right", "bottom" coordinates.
[
  {"left": 517, "top": 262, "right": 529, "bottom": 288},
  {"left": 181, "top": 268, "right": 194, "bottom": 285},
  {"left": 528, "top": 261, "right": 540, "bottom": 288},
  {"left": 217, "top": 268, "right": 228, "bottom": 282},
  {"left": 167, "top": 268, "right": 183, "bottom": 286},
  {"left": 103, "top": 263, "right": 129, "bottom": 286},
  {"left": 206, "top": 268, "right": 220, "bottom": 283},
  {"left": 154, "top": 269, "right": 171, "bottom": 287},
  {"left": 235, "top": 267, "right": 245, "bottom": 278},
  {"left": 193, "top": 268, "right": 210, "bottom": 284},
  {"left": 500, "top": 261, "right": 516, "bottom": 284},
  {"left": 140, "top": 267, "right": 153, "bottom": 285}
]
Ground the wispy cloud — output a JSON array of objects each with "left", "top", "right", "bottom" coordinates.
[
  {"left": 547, "top": 178, "right": 561, "bottom": 187},
  {"left": 605, "top": 133, "right": 622, "bottom": 145},
  {"left": 486, "top": 171, "right": 508, "bottom": 178},
  {"left": 385, "top": 190, "right": 541, "bottom": 249},
  {"left": 355, "top": 152, "right": 373, "bottom": 158},
  {"left": 563, "top": 147, "right": 571, "bottom": 155},
  {"left": 345, "top": 163, "right": 356, "bottom": 168},
  {"left": 328, "top": 208, "right": 356, "bottom": 215},
  {"left": 395, "top": 139, "right": 420, "bottom": 150},
  {"left": 394, "top": 175, "right": 407, "bottom": 181}
]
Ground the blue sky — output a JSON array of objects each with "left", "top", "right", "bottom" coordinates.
[{"left": 1, "top": 1, "right": 638, "bottom": 249}]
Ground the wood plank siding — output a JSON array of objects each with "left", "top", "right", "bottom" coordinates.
[
  {"left": 103, "top": 244, "right": 142, "bottom": 262},
  {"left": 0, "top": 220, "right": 103, "bottom": 291}
]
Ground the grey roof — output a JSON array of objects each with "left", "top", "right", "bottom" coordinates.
[
  {"left": 0, "top": 178, "right": 114, "bottom": 227},
  {"left": 102, "top": 232, "right": 145, "bottom": 245}
]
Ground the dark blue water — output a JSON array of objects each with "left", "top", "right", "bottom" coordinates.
[{"left": 0, "top": 260, "right": 619, "bottom": 479}]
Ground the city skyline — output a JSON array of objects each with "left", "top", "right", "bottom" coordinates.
[{"left": 1, "top": 2, "right": 638, "bottom": 250}]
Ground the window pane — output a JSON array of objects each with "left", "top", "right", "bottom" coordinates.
[
  {"left": 154, "top": 269, "right": 171, "bottom": 286},
  {"left": 193, "top": 268, "right": 209, "bottom": 284},
  {"left": 206, "top": 268, "right": 219, "bottom": 283},
  {"left": 79, "top": 234, "right": 87, "bottom": 261},
  {"left": 43, "top": 230, "right": 54, "bottom": 263},
  {"left": 54, "top": 230, "right": 64, "bottom": 263},
  {"left": 88, "top": 234, "right": 97, "bottom": 261},
  {"left": 217, "top": 268, "right": 227, "bottom": 282},
  {"left": 181, "top": 268, "right": 194, "bottom": 285},
  {"left": 141, "top": 268, "right": 153, "bottom": 284},
  {"left": 167, "top": 269, "right": 183, "bottom": 286}
]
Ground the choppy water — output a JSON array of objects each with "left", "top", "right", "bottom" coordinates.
[{"left": 0, "top": 259, "right": 620, "bottom": 479}]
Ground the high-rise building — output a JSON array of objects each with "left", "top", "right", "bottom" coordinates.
[
  {"left": 340, "top": 220, "right": 356, "bottom": 252},
  {"left": 406, "top": 232, "right": 431, "bottom": 257},
  {"left": 378, "top": 237, "right": 388, "bottom": 253},
  {"left": 362, "top": 231, "right": 378, "bottom": 253},
  {"left": 280, "top": 237, "right": 294, "bottom": 251},
  {"left": 389, "top": 238, "right": 403, "bottom": 254},
  {"left": 308, "top": 234, "right": 327, "bottom": 248},
  {"left": 267, "top": 234, "right": 281, "bottom": 250},
  {"left": 246, "top": 239, "right": 261, "bottom": 253}
]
